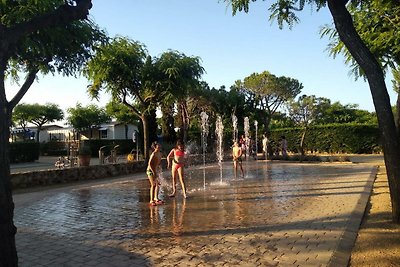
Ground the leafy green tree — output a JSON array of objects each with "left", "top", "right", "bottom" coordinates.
[
  {"left": 154, "top": 50, "right": 204, "bottom": 143},
  {"left": 203, "top": 85, "right": 248, "bottom": 134},
  {"left": 85, "top": 37, "right": 158, "bottom": 159},
  {"left": 0, "top": 1, "right": 103, "bottom": 264},
  {"left": 320, "top": 0, "right": 400, "bottom": 128},
  {"left": 321, "top": 1, "right": 400, "bottom": 78},
  {"left": 287, "top": 95, "right": 325, "bottom": 156},
  {"left": 269, "top": 111, "right": 294, "bottom": 129},
  {"left": 12, "top": 103, "right": 32, "bottom": 139},
  {"left": 105, "top": 101, "right": 139, "bottom": 140},
  {"left": 13, "top": 103, "right": 64, "bottom": 142},
  {"left": 236, "top": 71, "right": 302, "bottom": 132},
  {"left": 67, "top": 103, "right": 110, "bottom": 139},
  {"left": 316, "top": 101, "right": 377, "bottom": 125},
  {"left": 225, "top": 0, "right": 400, "bottom": 224},
  {"left": 226, "top": 86, "right": 248, "bottom": 124},
  {"left": 160, "top": 102, "right": 177, "bottom": 143}
]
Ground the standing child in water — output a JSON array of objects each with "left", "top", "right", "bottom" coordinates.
[
  {"left": 147, "top": 141, "right": 164, "bottom": 206},
  {"left": 232, "top": 141, "right": 244, "bottom": 178},
  {"left": 262, "top": 134, "right": 268, "bottom": 160},
  {"left": 167, "top": 140, "right": 187, "bottom": 198}
]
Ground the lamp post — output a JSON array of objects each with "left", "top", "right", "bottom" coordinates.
[
  {"left": 132, "top": 130, "right": 139, "bottom": 161},
  {"left": 254, "top": 120, "right": 258, "bottom": 160}
]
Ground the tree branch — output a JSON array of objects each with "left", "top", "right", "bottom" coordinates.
[
  {"left": 5, "top": 0, "right": 92, "bottom": 46},
  {"left": 9, "top": 68, "right": 39, "bottom": 110},
  {"left": 122, "top": 95, "right": 142, "bottom": 119}
]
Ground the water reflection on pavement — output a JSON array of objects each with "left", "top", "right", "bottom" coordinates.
[{"left": 14, "top": 160, "right": 376, "bottom": 266}]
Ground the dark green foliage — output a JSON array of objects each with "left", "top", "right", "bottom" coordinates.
[
  {"left": 147, "top": 109, "right": 158, "bottom": 144},
  {"left": 67, "top": 103, "right": 111, "bottom": 134},
  {"left": 272, "top": 154, "right": 323, "bottom": 162},
  {"left": 40, "top": 141, "right": 67, "bottom": 156},
  {"left": 9, "top": 142, "right": 40, "bottom": 163},
  {"left": 324, "top": 155, "right": 351, "bottom": 162},
  {"left": 78, "top": 145, "right": 91, "bottom": 156},
  {"left": 270, "top": 124, "right": 380, "bottom": 154}
]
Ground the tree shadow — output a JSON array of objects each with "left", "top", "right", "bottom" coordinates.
[{"left": 16, "top": 229, "right": 151, "bottom": 267}]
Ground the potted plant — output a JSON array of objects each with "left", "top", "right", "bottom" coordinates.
[{"left": 78, "top": 145, "right": 92, "bottom": 166}]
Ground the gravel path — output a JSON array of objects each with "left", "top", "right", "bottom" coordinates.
[{"left": 350, "top": 163, "right": 400, "bottom": 267}]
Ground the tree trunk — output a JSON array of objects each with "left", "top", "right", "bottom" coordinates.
[
  {"left": 181, "top": 101, "right": 189, "bottom": 144},
  {"left": 35, "top": 127, "right": 41, "bottom": 142},
  {"left": 140, "top": 115, "right": 149, "bottom": 161},
  {"left": 0, "top": 98, "right": 18, "bottom": 266},
  {"left": 300, "top": 126, "right": 307, "bottom": 158},
  {"left": 0, "top": 2, "right": 93, "bottom": 262},
  {"left": 396, "top": 91, "right": 400, "bottom": 136},
  {"left": 177, "top": 102, "right": 188, "bottom": 143},
  {"left": 328, "top": 0, "right": 400, "bottom": 223},
  {"left": 264, "top": 115, "right": 271, "bottom": 135},
  {"left": 147, "top": 108, "right": 158, "bottom": 145},
  {"left": 161, "top": 104, "right": 176, "bottom": 143}
]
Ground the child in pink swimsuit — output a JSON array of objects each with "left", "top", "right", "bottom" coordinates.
[{"left": 167, "top": 140, "right": 187, "bottom": 198}]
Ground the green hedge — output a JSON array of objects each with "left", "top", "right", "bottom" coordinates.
[
  {"left": 269, "top": 124, "right": 381, "bottom": 154},
  {"left": 40, "top": 141, "right": 68, "bottom": 156},
  {"left": 10, "top": 142, "right": 40, "bottom": 163},
  {"left": 147, "top": 124, "right": 382, "bottom": 154}
]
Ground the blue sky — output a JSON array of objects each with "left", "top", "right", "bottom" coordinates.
[{"left": 6, "top": 0, "right": 397, "bottom": 113}]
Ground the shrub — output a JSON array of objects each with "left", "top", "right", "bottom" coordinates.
[
  {"left": 269, "top": 124, "right": 380, "bottom": 154},
  {"left": 78, "top": 145, "right": 92, "bottom": 156},
  {"left": 40, "top": 141, "right": 67, "bottom": 156},
  {"left": 271, "top": 154, "right": 322, "bottom": 162},
  {"left": 9, "top": 142, "right": 40, "bottom": 163}
]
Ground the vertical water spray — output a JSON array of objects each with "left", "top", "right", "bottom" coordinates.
[
  {"left": 200, "top": 111, "right": 209, "bottom": 190},
  {"left": 157, "top": 165, "right": 169, "bottom": 193},
  {"left": 244, "top": 117, "right": 250, "bottom": 158},
  {"left": 215, "top": 116, "right": 224, "bottom": 183},
  {"left": 200, "top": 112, "right": 209, "bottom": 165},
  {"left": 215, "top": 116, "right": 224, "bottom": 164},
  {"left": 232, "top": 114, "right": 238, "bottom": 143}
]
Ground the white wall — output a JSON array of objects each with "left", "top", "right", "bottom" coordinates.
[{"left": 113, "top": 124, "right": 138, "bottom": 140}]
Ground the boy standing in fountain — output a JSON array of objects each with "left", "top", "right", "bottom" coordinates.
[
  {"left": 232, "top": 141, "right": 244, "bottom": 178},
  {"left": 262, "top": 133, "right": 269, "bottom": 160},
  {"left": 147, "top": 141, "right": 164, "bottom": 206},
  {"left": 167, "top": 140, "right": 187, "bottom": 198}
]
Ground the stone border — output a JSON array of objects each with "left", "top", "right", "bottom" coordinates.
[
  {"left": 10, "top": 154, "right": 219, "bottom": 190},
  {"left": 328, "top": 166, "right": 378, "bottom": 266},
  {"left": 11, "top": 161, "right": 146, "bottom": 189}
]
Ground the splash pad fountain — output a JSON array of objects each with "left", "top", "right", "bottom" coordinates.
[
  {"left": 200, "top": 111, "right": 209, "bottom": 189},
  {"left": 232, "top": 114, "right": 238, "bottom": 143},
  {"left": 244, "top": 117, "right": 250, "bottom": 158},
  {"left": 215, "top": 116, "right": 225, "bottom": 185}
]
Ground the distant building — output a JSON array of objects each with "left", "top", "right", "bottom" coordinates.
[
  {"left": 10, "top": 125, "right": 64, "bottom": 143},
  {"left": 84, "top": 121, "right": 138, "bottom": 141},
  {"left": 10, "top": 122, "right": 138, "bottom": 142}
]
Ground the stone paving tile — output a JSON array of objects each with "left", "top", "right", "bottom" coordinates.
[{"left": 13, "top": 161, "right": 376, "bottom": 266}]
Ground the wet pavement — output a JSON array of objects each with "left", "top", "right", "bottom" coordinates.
[{"left": 13, "top": 159, "right": 377, "bottom": 266}]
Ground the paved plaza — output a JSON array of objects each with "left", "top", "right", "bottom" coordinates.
[{"left": 13, "top": 160, "right": 377, "bottom": 266}]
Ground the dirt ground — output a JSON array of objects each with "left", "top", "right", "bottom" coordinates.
[{"left": 350, "top": 162, "right": 400, "bottom": 266}]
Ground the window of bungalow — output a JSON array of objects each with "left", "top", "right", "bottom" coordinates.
[{"left": 100, "top": 129, "right": 108, "bottom": 139}]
